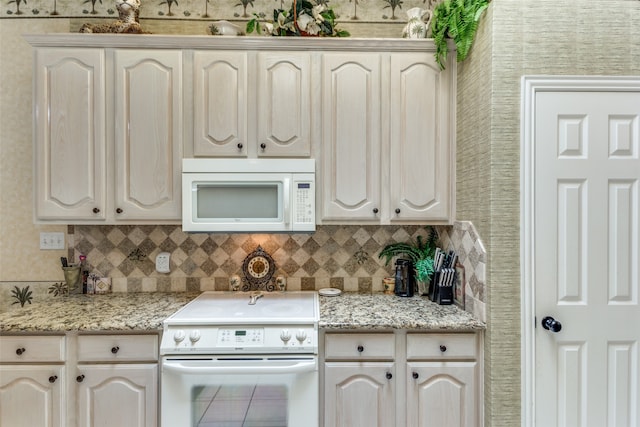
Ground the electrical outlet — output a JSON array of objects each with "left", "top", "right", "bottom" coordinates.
[
  {"left": 40, "top": 232, "right": 65, "bottom": 250},
  {"left": 156, "top": 252, "right": 171, "bottom": 273}
]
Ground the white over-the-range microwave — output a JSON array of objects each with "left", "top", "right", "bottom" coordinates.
[{"left": 182, "top": 158, "right": 316, "bottom": 233}]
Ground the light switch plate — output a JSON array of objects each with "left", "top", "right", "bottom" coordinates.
[
  {"left": 40, "top": 232, "right": 65, "bottom": 250},
  {"left": 156, "top": 252, "right": 171, "bottom": 273}
]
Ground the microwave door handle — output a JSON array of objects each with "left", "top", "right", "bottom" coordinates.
[
  {"left": 162, "top": 359, "right": 316, "bottom": 375},
  {"left": 283, "top": 177, "right": 290, "bottom": 226}
]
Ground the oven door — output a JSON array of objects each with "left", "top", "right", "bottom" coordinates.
[{"left": 161, "top": 355, "right": 318, "bottom": 427}]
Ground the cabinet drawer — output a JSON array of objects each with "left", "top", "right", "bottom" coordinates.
[
  {"left": 406, "top": 333, "right": 478, "bottom": 360},
  {"left": 77, "top": 334, "right": 158, "bottom": 362},
  {"left": 325, "top": 333, "right": 395, "bottom": 360},
  {"left": 0, "top": 335, "right": 65, "bottom": 362}
]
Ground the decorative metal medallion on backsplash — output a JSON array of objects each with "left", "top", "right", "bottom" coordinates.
[{"left": 241, "top": 246, "right": 276, "bottom": 291}]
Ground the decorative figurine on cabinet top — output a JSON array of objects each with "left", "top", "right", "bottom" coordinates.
[
  {"left": 79, "top": 0, "right": 150, "bottom": 34},
  {"left": 401, "top": 7, "right": 432, "bottom": 39}
]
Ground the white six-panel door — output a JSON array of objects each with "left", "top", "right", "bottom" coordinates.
[{"left": 522, "top": 77, "right": 640, "bottom": 427}]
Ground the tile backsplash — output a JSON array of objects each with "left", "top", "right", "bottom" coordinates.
[{"left": 1, "top": 222, "right": 486, "bottom": 321}]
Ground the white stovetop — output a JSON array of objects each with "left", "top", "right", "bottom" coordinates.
[{"left": 164, "top": 291, "right": 319, "bottom": 326}]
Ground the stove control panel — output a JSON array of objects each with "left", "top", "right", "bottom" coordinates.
[{"left": 160, "top": 325, "right": 317, "bottom": 354}]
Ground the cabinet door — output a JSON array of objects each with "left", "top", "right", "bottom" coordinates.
[
  {"left": 406, "top": 362, "right": 478, "bottom": 427},
  {"left": 34, "top": 48, "right": 106, "bottom": 221},
  {"left": 321, "top": 54, "right": 381, "bottom": 220},
  {"left": 257, "top": 52, "right": 311, "bottom": 157},
  {"left": 389, "top": 53, "right": 453, "bottom": 222},
  {"left": 324, "top": 362, "right": 395, "bottom": 427},
  {"left": 193, "top": 52, "right": 247, "bottom": 157},
  {"left": 76, "top": 364, "right": 157, "bottom": 427},
  {"left": 0, "top": 365, "right": 65, "bottom": 427},
  {"left": 114, "top": 50, "right": 182, "bottom": 221}
]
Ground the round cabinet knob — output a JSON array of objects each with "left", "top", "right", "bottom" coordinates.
[
  {"left": 373, "top": 208, "right": 379, "bottom": 214},
  {"left": 395, "top": 208, "right": 401, "bottom": 214},
  {"left": 542, "top": 316, "right": 562, "bottom": 333},
  {"left": 48, "top": 375, "right": 58, "bottom": 384},
  {"left": 116, "top": 208, "right": 123, "bottom": 214},
  {"left": 386, "top": 372, "right": 393, "bottom": 380},
  {"left": 439, "top": 345, "right": 447, "bottom": 353},
  {"left": 237, "top": 143, "right": 243, "bottom": 149},
  {"left": 189, "top": 330, "right": 201, "bottom": 343},
  {"left": 260, "top": 143, "right": 266, "bottom": 150},
  {"left": 412, "top": 372, "right": 419, "bottom": 379},
  {"left": 296, "top": 329, "right": 307, "bottom": 343},
  {"left": 357, "top": 345, "right": 364, "bottom": 353},
  {"left": 15, "top": 347, "right": 25, "bottom": 356},
  {"left": 111, "top": 346, "right": 120, "bottom": 354},
  {"left": 92, "top": 207, "right": 100, "bottom": 214},
  {"left": 76, "top": 374, "right": 85, "bottom": 383},
  {"left": 173, "top": 330, "right": 186, "bottom": 344},
  {"left": 280, "top": 329, "right": 291, "bottom": 343}
]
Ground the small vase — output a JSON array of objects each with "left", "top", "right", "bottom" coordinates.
[
  {"left": 62, "top": 266, "right": 82, "bottom": 294},
  {"left": 402, "top": 7, "right": 433, "bottom": 39},
  {"left": 417, "top": 279, "right": 430, "bottom": 296}
]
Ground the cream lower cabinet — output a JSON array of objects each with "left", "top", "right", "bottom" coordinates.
[
  {"left": 323, "top": 333, "right": 396, "bottom": 427},
  {"left": 0, "top": 333, "right": 158, "bottom": 427},
  {"left": 0, "top": 336, "right": 67, "bottom": 427},
  {"left": 30, "top": 45, "right": 182, "bottom": 223},
  {"left": 322, "top": 331, "right": 482, "bottom": 427},
  {"left": 321, "top": 51, "right": 454, "bottom": 224}
]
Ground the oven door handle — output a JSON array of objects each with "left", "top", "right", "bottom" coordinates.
[{"left": 162, "top": 359, "right": 317, "bottom": 375}]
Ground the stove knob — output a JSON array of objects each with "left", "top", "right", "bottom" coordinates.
[
  {"left": 280, "top": 329, "right": 291, "bottom": 343},
  {"left": 173, "top": 330, "right": 186, "bottom": 344},
  {"left": 296, "top": 329, "right": 307, "bottom": 343},
  {"left": 189, "top": 330, "right": 201, "bottom": 344}
]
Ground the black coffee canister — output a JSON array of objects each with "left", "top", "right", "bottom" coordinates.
[{"left": 394, "top": 258, "right": 415, "bottom": 297}]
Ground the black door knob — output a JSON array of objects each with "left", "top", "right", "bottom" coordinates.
[
  {"left": 116, "top": 208, "right": 123, "bottom": 214},
  {"left": 16, "top": 347, "right": 25, "bottom": 355},
  {"left": 260, "top": 143, "right": 266, "bottom": 150},
  {"left": 373, "top": 208, "right": 379, "bottom": 214},
  {"left": 395, "top": 208, "right": 401, "bottom": 214},
  {"left": 237, "top": 143, "right": 243, "bottom": 149},
  {"left": 542, "top": 316, "right": 562, "bottom": 333},
  {"left": 111, "top": 346, "right": 120, "bottom": 354},
  {"left": 49, "top": 375, "right": 58, "bottom": 383},
  {"left": 76, "top": 374, "right": 85, "bottom": 383},
  {"left": 92, "top": 207, "right": 100, "bottom": 214},
  {"left": 412, "top": 372, "right": 419, "bottom": 379},
  {"left": 386, "top": 372, "right": 392, "bottom": 379},
  {"left": 439, "top": 345, "right": 447, "bottom": 353},
  {"left": 357, "top": 345, "right": 364, "bottom": 353}
]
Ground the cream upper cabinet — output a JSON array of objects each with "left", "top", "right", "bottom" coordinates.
[
  {"left": 321, "top": 53, "right": 382, "bottom": 220},
  {"left": 191, "top": 51, "right": 311, "bottom": 158},
  {"left": 192, "top": 51, "right": 248, "bottom": 157},
  {"left": 389, "top": 53, "right": 453, "bottom": 222},
  {"left": 34, "top": 48, "right": 107, "bottom": 221},
  {"left": 113, "top": 50, "right": 182, "bottom": 221},
  {"left": 320, "top": 51, "right": 454, "bottom": 224},
  {"left": 31, "top": 45, "right": 182, "bottom": 223},
  {"left": 256, "top": 52, "right": 311, "bottom": 157}
]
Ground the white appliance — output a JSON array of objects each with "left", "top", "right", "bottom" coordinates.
[
  {"left": 160, "top": 291, "right": 319, "bottom": 427},
  {"left": 182, "top": 159, "right": 316, "bottom": 233}
]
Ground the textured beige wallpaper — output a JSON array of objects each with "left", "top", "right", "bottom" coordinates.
[
  {"left": 0, "top": 19, "right": 71, "bottom": 282},
  {"left": 457, "top": 1, "right": 640, "bottom": 426}
]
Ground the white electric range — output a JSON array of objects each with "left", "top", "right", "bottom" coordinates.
[{"left": 160, "top": 291, "right": 319, "bottom": 427}]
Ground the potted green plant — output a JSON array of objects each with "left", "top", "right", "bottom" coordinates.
[
  {"left": 431, "top": 0, "right": 490, "bottom": 69},
  {"left": 246, "top": 0, "right": 350, "bottom": 37},
  {"left": 378, "top": 227, "right": 438, "bottom": 290}
]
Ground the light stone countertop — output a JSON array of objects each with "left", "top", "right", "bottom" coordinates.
[
  {"left": 320, "top": 293, "right": 485, "bottom": 331},
  {"left": 0, "top": 292, "right": 484, "bottom": 333}
]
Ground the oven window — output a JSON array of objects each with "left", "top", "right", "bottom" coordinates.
[
  {"left": 196, "top": 184, "right": 280, "bottom": 220},
  {"left": 193, "top": 385, "right": 288, "bottom": 427}
]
